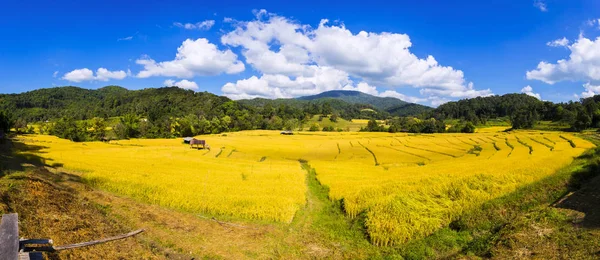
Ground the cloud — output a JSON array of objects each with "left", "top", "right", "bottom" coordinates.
[
  {"left": 62, "top": 68, "right": 127, "bottom": 82},
  {"left": 118, "top": 36, "right": 133, "bottom": 41},
  {"left": 534, "top": 0, "right": 547, "bottom": 12},
  {"left": 587, "top": 19, "right": 600, "bottom": 28},
  {"left": 136, "top": 38, "right": 245, "bottom": 78},
  {"left": 546, "top": 37, "right": 569, "bottom": 47},
  {"left": 174, "top": 20, "right": 215, "bottom": 30},
  {"left": 520, "top": 85, "right": 541, "bottom": 100},
  {"left": 379, "top": 90, "right": 427, "bottom": 104},
  {"left": 222, "top": 66, "right": 353, "bottom": 100},
  {"left": 428, "top": 96, "right": 452, "bottom": 107},
  {"left": 52, "top": 71, "right": 59, "bottom": 78},
  {"left": 164, "top": 79, "right": 199, "bottom": 90},
  {"left": 220, "top": 10, "right": 489, "bottom": 105},
  {"left": 580, "top": 82, "right": 600, "bottom": 98},
  {"left": 95, "top": 68, "right": 127, "bottom": 81},
  {"left": 527, "top": 36, "right": 600, "bottom": 84},
  {"left": 63, "top": 68, "right": 94, "bottom": 82},
  {"left": 221, "top": 70, "right": 430, "bottom": 105}
]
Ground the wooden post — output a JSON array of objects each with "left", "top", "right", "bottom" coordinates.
[{"left": 0, "top": 213, "right": 19, "bottom": 260}]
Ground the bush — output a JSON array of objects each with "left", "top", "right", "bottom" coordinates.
[
  {"left": 309, "top": 123, "right": 320, "bottom": 132},
  {"left": 322, "top": 126, "right": 335, "bottom": 132},
  {"left": 461, "top": 122, "right": 476, "bottom": 133},
  {"left": 50, "top": 116, "right": 88, "bottom": 142},
  {"left": 329, "top": 114, "right": 338, "bottom": 123}
]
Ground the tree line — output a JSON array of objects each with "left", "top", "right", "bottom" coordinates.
[
  {"left": 430, "top": 93, "right": 600, "bottom": 131},
  {"left": 0, "top": 86, "right": 389, "bottom": 141},
  {"left": 2, "top": 86, "right": 600, "bottom": 140}
]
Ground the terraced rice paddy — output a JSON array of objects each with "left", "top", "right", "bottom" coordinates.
[{"left": 17, "top": 130, "right": 594, "bottom": 245}]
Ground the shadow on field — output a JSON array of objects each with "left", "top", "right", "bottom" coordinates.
[
  {"left": 0, "top": 137, "right": 50, "bottom": 176},
  {"left": 554, "top": 148, "right": 600, "bottom": 229},
  {"left": 0, "top": 136, "right": 82, "bottom": 182}
]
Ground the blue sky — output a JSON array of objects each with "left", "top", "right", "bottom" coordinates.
[{"left": 1, "top": 0, "right": 600, "bottom": 106}]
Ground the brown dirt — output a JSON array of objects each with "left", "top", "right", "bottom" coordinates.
[{"left": 3, "top": 167, "right": 164, "bottom": 259}]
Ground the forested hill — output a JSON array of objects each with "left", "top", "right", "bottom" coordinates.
[
  {"left": 0, "top": 86, "right": 234, "bottom": 122},
  {"left": 430, "top": 94, "right": 544, "bottom": 123},
  {"left": 296, "top": 90, "right": 433, "bottom": 116},
  {"left": 430, "top": 93, "right": 600, "bottom": 131},
  {"left": 0, "top": 86, "right": 410, "bottom": 122}
]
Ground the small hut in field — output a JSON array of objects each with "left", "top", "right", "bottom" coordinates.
[{"left": 183, "top": 137, "right": 194, "bottom": 144}]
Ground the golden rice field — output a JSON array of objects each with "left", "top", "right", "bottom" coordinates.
[{"left": 16, "top": 129, "right": 594, "bottom": 245}]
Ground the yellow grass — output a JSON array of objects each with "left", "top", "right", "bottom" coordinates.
[{"left": 16, "top": 130, "right": 594, "bottom": 245}]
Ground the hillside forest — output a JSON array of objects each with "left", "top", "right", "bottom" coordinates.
[{"left": 1, "top": 86, "right": 599, "bottom": 141}]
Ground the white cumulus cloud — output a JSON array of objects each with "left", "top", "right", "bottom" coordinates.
[
  {"left": 527, "top": 36, "right": 600, "bottom": 84},
  {"left": 220, "top": 10, "right": 489, "bottom": 105},
  {"left": 174, "top": 20, "right": 215, "bottom": 30},
  {"left": 136, "top": 38, "right": 245, "bottom": 78},
  {"left": 520, "top": 85, "right": 541, "bottom": 100},
  {"left": 95, "top": 68, "right": 127, "bottom": 81},
  {"left": 547, "top": 37, "right": 569, "bottom": 47},
  {"left": 62, "top": 68, "right": 126, "bottom": 82},
  {"left": 164, "top": 79, "right": 199, "bottom": 90},
  {"left": 580, "top": 82, "right": 600, "bottom": 98}
]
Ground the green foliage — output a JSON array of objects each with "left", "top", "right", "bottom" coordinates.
[
  {"left": 50, "top": 116, "right": 88, "bottom": 142},
  {"left": 329, "top": 113, "right": 338, "bottom": 123},
  {"left": 309, "top": 123, "right": 320, "bottom": 132},
  {"left": 432, "top": 93, "right": 600, "bottom": 132},
  {"left": 89, "top": 117, "right": 107, "bottom": 140},
  {"left": 0, "top": 110, "right": 11, "bottom": 133},
  {"left": 510, "top": 108, "right": 538, "bottom": 129},
  {"left": 386, "top": 118, "right": 446, "bottom": 133},
  {"left": 447, "top": 121, "right": 476, "bottom": 133},
  {"left": 361, "top": 119, "right": 386, "bottom": 132},
  {"left": 297, "top": 90, "right": 432, "bottom": 116},
  {"left": 13, "top": 118, "right": 28, "bottom": 133},
  {"left": 322, "top": 126, "right": 335, "bottom": 132}
]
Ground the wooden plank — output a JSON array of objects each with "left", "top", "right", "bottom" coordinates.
[
  {"left": 1, "top": 213, "right": 19, "bottom": 260},
  {"left": 29, "top": 229, "right": 144, "bottom": 252}
]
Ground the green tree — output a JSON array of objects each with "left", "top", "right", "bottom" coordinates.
[
  {"left": 50, "top": 116, "right": 88, "bottom": 142},
  {"left": 572, "top": 108, "right": 592, "bottom": 132},
  {"left": 329, "top": 113, "right": 338, "bottom": 123},
  {"left": 119, "top": 114, "right": 140, "bottom": 138},
  {"left": 510, "top": 108, "right": 538, "bottom": 129},
  {"left": 14, "top": 118, "right": 28, "bottom": 134},
  {"left": 0, "top": 111, "right": 11, "bottom": 133},
  {"left": 89, "top": 117, "right": 107, "bottom": 140},
  {"left": 284, "top": 118, "right": 299, "bottom": 131},
  {"left": 309, "top": 123, "right": 320, "bottom": 131},
  {"left": 461, "top": 122, "right": 476, "bottom": 133}
]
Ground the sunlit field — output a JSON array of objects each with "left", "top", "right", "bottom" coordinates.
[{"left": 17, "top": 130, "right": 594, "bottom": 245}]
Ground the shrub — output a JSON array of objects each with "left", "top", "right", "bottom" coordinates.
[{"left": 309, "top": 123, "right": 320, "bottom": 131}]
